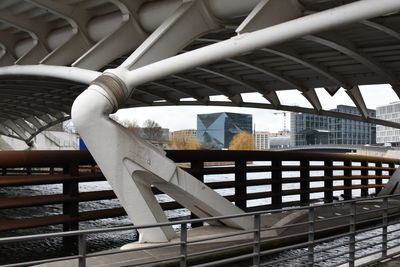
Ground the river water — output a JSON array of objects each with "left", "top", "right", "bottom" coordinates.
[{"left": 0, "top": 162, "right": 393, "bottom": 265}]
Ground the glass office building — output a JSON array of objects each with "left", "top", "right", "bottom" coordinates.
[
  {"left": 290, "top": 105, "right": 376, "bottom": 146},
  {"left": 197, "top": 112, "right": 252, "bottom": 149}
]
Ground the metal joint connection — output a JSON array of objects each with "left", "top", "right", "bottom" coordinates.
[{"left": 91, "top": 73, "right": 129, "bottom": 112}]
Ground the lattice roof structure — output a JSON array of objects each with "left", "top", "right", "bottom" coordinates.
[{"left": 0, "top": 0, "right": 399, "bottom": 144}]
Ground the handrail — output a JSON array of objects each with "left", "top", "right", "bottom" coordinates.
[
  {"left": 166, "top": 150, "right": 400, "bottom": 163},
  {"left": 0, "top": 150, "right": 399, "bottom": 168},
  {"left": 0, "top": 150, "right": 95, "bottom": 167},
  {"left": 1, "top": 193, "right": 400, "bottom": 267}
]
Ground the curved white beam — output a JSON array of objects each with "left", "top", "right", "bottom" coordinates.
[
  {"left": 236, "top": 0, "right": 303, "bottom": 34},
  {"left": 151, "top": 81, "right": 209, "bottom": 104},
  {"left": 197, "top": 66, "right": 280, "bottom": 106},
  {"left": 137, "top": 86, "right": 180, "bottom": 105},
  {"left": 27, "top": 0, "right": 93, "bottom": 65},
  {"left": 0, "top": 10, "right": 50, "bottom": 64},
  {"left": 263, "top": 46, "right": 350, "bottom": 88},
  {"left": 172, "top": 74, "right": 242, "bottom": 104},
  {"left": 304, "top": 34, "right": 400, "bottom": 93},
  {"left": 228, "top": 57, "right": 307, "bottom": 90},
  {"left": 72, "top": 0, "right": 147, "bottom": 70},
  {"left": 113, "top": 0, "right": 400, "bottom": 94},
  {"left": 120, "top": 0, "right": 220, "bottom": 70},
  {"left": 197, "top": 37, "right": 350, "bottom": 88},
  {"left": 0, "top": 65, "right": 100, "bottom": 84},
  {"left": 362, "top": 19, "right": 400, "bottom": 41}
]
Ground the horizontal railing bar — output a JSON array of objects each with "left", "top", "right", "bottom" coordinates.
[
  {"left": 166, "top": 150, "right": 400, "bottom": 164},
  {"left": 260, "top": 250, "right": 310, "bottom": 266},
  {"left": 313, "top": 239, "right": 348, "bottom": 254},
  {"left": 0, "top": 173, "right": 104, "bottom": 186},
  {"left": 0, "top": 190, "right": 116, "bottom": 209},
  {"left": 259, "top": 240, "right": 312, "bottom": 257},
  {"left": 88, "top": 241, "right": 182, "bottom": 258},
  {"left": 0, "top": 207, "right": 126, "bottom": 232},
  {"left": 1, "top": 254, "right": 80, "bottom": 267},
  {"left": 312, "top": 250, "right": 351, "bottom": 264},
  {"left": 357, "top": 250, "right": 400, "bottom": 267},
  {"left": 187, "top": 229, "right": 256, "bottom": 244},
  {"left": 354, "top": 242, "right": 382, "bottom": 254},
  {"left": 2, "top": 193, "right": 400, "bottom": 244}
]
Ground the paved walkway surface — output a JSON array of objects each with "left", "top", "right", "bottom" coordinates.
[{"left": 38, "top": 200, "right": 400, "bottom": 267}]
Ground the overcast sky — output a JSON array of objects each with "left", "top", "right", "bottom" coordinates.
[{"left": 115, "top": 84, "right": 398, "bottom": 133}]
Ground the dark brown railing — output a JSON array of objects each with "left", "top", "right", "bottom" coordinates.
[{"left": 0, "top": 150, "right": 399, "bottom": 235}]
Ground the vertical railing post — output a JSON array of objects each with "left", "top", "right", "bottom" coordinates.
[
  {"left": 63, "top": 162, "right": 79, "bottom": 254},
  {"left": 308, "top": 207, "right": 315, "bottom": 267},
  {"left": 78, "top": 234, "right": 87, "bottom": 267},
  {"left": 376, "top": 162, "right": 383, "bottom": 195},
  {"left": 382, "top": 196, "right": 388, "bottom": 258},
  {"left": 349, "top": 201, "right": 356, "bottom": 267},
  {"left": 26, "top": 167, "right": 32, "bottom": 175},
  {"left": 344, "top": 160, "right": 352, "bottom": 200},
  {"left": 180, "top": 223, "right": 188, "bottom": 267},
  {"left": 253, "top": 214, "right": 261, "bottom": 267},
  {"left": 235, "top": 160, "right": 247, "bottom": 210},
  {"left": 271, "top": 160, "right": 282, "bottom": 210},
  {"left": 389, "top": 163, "right": 395, "bottom": 177},
  {"left": 190, "top": 160, "right": 204, "bottom": 228},
  {"left": 300, "top": 160, "right": 310, "bottom": 206},
  {"left": 361, "top": 161, "right": 368, "bottom": 197},
  {"left": 324, "top": 160, "right": 333, "bottom": 203}
]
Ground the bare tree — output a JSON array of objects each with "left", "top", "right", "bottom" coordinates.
[{"left": 142, "top": 119, "right": 162, "bottom": 140}]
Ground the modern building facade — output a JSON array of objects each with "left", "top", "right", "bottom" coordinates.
[
  {"left": 255, "top": 131, "right": 270, "bottom": 150},
  {"left": 376, "top": 102, "right": 400, "bottom": 146},
  {"left": 291, "top": 105, "right": 376, "bottom": 146},
  {"left": 197, "top": 112, "right": 252, "bottom": 149},
  {"left": 171, "top": 129, "right": 197, "bottom": 140}
]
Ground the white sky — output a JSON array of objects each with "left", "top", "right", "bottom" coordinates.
[{"left": 115, "top": 84, "right": 398, "bottom": 133}]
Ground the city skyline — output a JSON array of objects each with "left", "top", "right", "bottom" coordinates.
[{"left": 116, "top": 84, "right": 397, "bottom": 133}]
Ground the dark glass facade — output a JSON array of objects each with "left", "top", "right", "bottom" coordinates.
[
  {"left": 290, "top": 105, "right": 376, "bottom": 146},
  {"left": 197, "top": 112, "right": 252, "bottom": 149}
]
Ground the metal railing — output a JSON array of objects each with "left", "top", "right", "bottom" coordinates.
[
  {"left": 2, "top": 193, "right": 400, "bottom": 267},
  {"left": 0, "top": 151, "right": 399, "bottom": 236}
]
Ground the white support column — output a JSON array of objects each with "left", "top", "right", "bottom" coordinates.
[{"left": 72, "top": 0, "right": 400, "bottom": 243}]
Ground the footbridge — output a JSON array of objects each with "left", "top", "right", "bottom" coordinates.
[{"left": 1, "top": 0, "right": 400, "bottom": 265}]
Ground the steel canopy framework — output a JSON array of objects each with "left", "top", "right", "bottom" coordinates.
[{"left": 0, "top": 0, "right": 399, "bottom": 144}]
